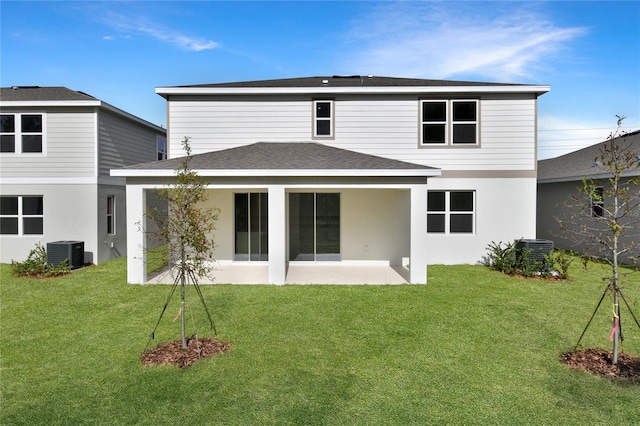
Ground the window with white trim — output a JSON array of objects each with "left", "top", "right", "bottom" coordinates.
[
  {"left": 590, "top": 186, "right": 604, "bottom": 217},
  {"left": 421, "top": 100, "right": 478, "bottom": 145},
  {"left": 0, "top": 195, "right": 44, "bottom": 235},
  {"left": 156, "top": 135, "right": 167, "bottom": 160},
  {"left": 0, "top": 113, "right": 45, "bottom": 154},
  {"left": 107, "top": 195, "right": 116, "bottom": 235},
  {"left": 313, "top": 100, "right": 333, "bottom": 138},
  {"left": 427, "top": 191, "right": 475, "bottom": 234}
]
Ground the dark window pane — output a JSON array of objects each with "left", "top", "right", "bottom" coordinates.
[
  {"left": 234, "top": 193, "right": 249, "bottom": 258},
  {"left": 316, "top": 120, "right": 331, "bottom": 136},
  {"left": 21, "top": 115, "right": 42, "bottom": 132},
  {"left": 1, "top": 135, "right": 15, "bottom": 152},
  {"left": 450, "top": 214, "right": 473, "bottom": 233},
  {"left": 592, "top": 187, "right": 604, "bottom": 217},
  {"left": 0, "top": 218, "right": 18, "bottom": 234},
  {"left": 450, "top": 192, "right": 473, "bottom": 211},
  {"left": 259, "top": 193, "right": 268, "bottom": 260},
  {"left": 23, "top": 196, "right": 43, "bottom": 215},
  {"left": 452, "top": 124, "right": 476, "bottom": 144},
  {"left": 428, "top": 192, "right": 445, "bottom": 211},
  {"left": 289, "top": 193, "right": 315, "bottom": 261},
  {"left": 316, "top": 193, "right": 340, "bottom": 256},
  {"left": 23, "top": 218, "right": 43, "bottom": 235},
  {"left": 427, "top": 214, "right": 445, "bottom": 233},
  {"left": 422, "top": 124, "right": 445, "bottom": 144},
  {"left": 423, "top": 102, "right": 446, "bottom": 121},
  {"left": 1, "top": 115, "right": 15, "bottom": 132},
  {"left": 316, "top": 102, "right": 331, "bottom": 118},
  {"left": 452, "top": 101, "right": 476, "bottom": 121},
  {"left": 0, "top": 196, "right": 18, "bottom": 215},
  {"left": 22, "top": 135, "right": 43, "bottom": 152},
  {"left": 107, "top": 197, "right": 114, "bottom": 215}
]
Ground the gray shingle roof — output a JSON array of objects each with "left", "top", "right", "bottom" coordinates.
[
  {"left": 538, "top": 130, "right": 640, "bottom": 182},
  {"left": 176, "top": 75, "right": 530, "bottom": 89},
  {"left": 122, "top": 142, "right": 437, "bottom": 173},
  {"left": 0, "top": 86, "right": 97, "bottom": 102}
]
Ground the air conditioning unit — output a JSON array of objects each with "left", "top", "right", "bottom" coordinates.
[
  {"left": 47, "top": 241, "right": 84, "bottom": 269},
  {"left": 515, "top": 239, "right": 553, "bottom": 268}
]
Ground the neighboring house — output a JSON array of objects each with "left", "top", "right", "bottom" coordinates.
[
  {"left": 0, "top": 86, "right": 166, "bottom": 265},
  {"left": 112, "top": 75, "right": 549, "bottom": 284},
  {"left": 537, "top": 129, "right": 640, "bottom": 264}
]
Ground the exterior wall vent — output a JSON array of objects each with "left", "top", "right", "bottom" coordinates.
[{"left": 47, "top": 241, "right": 84, "bottom": 269}]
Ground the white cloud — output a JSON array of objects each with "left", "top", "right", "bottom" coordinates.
[
  {"left": 341, "top": 2, "right": 586, "bottom": 82},
  {"left": 100, "top": 12, "right": 218, "bottom": 52}
]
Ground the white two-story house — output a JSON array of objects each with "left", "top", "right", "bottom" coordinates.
[
  {"left": 1, "top": 86, "right": 166, "bottom": 265},
  {"left": 112, "top": 76, "right": 549, "bottom": 284}
]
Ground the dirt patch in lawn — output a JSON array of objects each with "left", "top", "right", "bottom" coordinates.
[
  {"left": 561, "top": 348, "right": 640, "bottom": 381},
  {"left": 141, "top": 337, "right": 231, "bottom": 369}
]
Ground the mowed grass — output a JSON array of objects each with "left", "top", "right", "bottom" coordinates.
[{"left": 1, "top": 257, "right": 639, "bottom": 425}]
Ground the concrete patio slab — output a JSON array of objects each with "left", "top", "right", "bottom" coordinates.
[{"left": 146, "top": 263, "right": 411, "bottom": 285}]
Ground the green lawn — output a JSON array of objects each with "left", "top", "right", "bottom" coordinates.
[{"left": 1, "top": 257, "right": 639, "bottom": 425}]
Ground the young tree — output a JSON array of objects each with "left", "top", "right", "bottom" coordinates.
[
  {"left": 146, "top": 137, "right": 220, "bottom": 348},
  {"left": 557, "top": 117, "right": 640, "bottom": 364}
]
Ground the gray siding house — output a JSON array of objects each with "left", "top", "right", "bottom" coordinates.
[
  {"left": 537, "top": 130, "right": 640, "bottom": 264},
  {"left": 0, "top": 86, "right": 166, "bottom": 265},
  {"left": 113, "top": 75, "right": 549, "bottom": 284}
]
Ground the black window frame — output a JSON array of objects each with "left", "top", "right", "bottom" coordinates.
[
  {"left": 427, "top": 190, "right": 475, "bottom": 234},
  {"left": 420, "top": 100, "right": 479, "bottom": 147},
  {"left": 312, "top": 99, "right": 334, "bottom": 139},
  {"left": 0, "top": 113, "right": 45, "bottom": 154},
  {"left": 0, "top": 195, "right": 44, "bottom": 235}
]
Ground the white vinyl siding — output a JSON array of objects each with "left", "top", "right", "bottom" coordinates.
[
  {"left": 98, "top": 110, "right": 161, "bottom": 176},
  {"left": 166, "top": 94, "right": 537, "bottom": 171},
  {"left": 0, "top": 109, "right": 95, "bottom": 178}
]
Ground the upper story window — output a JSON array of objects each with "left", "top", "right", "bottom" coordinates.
[
  {"left": 0, "top": 113, "right": 45, "bottom": 154},
  {"left": 156, "top": 135, "right": 167, "bottom": 160},
  {"left": 421, "top": 100, "right": 478, "bottom": 146},
  {"left": 313, "top": 100, "right": 334, "bottom": 138},
  {"left": 0, "top": 195, "right": 44, "bottom": 235}
]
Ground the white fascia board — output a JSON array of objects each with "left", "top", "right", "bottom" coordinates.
[
  {"left": 0, "top": 100, "right": 102, "bottom": 107},
  {"left": 156, "top": 85, "right": 551, "bottom": 96},
  {"left": 538, "top": 169, "right": 640, "bottom": 184},
  {"left": 111, "top": 168, "right": 441, "bottom": 178}
]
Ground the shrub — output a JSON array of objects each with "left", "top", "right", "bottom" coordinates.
[
  {"left": 485, "top": 240, "right": 517, "bottom": 275},
  {"left": 11, "top": 244, "right": 71, "bottom": 278}
]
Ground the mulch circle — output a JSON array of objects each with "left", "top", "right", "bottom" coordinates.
[
  {"left": 560, "top": 348, "right": 640, "bottom": 381},
  {"left": 141, "top": 337, "right": 231, "bottom": 369}
]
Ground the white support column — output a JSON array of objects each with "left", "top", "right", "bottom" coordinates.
[
  {"left": 126, "top": 183, "right": 147, "bottom": 284},
  {"left": 410, "top": 183, "right": 428, "bottom": 284},
  {"left": 268, "top": 185, "right": 286, "bottom": 285}
]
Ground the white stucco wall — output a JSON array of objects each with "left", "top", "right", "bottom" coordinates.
[
  {"left": 0, "top": 184, "right": 97, "bottom": 264},
  {"left": 425, "top": 177, "right": 538, "bottom": 265}
]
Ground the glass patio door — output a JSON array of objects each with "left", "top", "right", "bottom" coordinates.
[
  {"left": 235, "top": 193, "right": 268, "bottom": 261},
  {"left": 289, "top": 193, "right": 340, "bottom": 261}
]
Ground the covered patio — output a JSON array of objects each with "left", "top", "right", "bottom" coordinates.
[{"left": 112, "top": 142, "right": 440, "bottom": 285}]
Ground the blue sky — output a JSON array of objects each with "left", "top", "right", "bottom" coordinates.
[{"left": 1, "top": 1, "right": 638, "bottom": 159}]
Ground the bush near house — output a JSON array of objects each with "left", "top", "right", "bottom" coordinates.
[
  {"left": 485, "top": 239, "right": 574, "bottom": 279},
  {"left": 11, "top": 243, "right": 71, "bottom": 278}
]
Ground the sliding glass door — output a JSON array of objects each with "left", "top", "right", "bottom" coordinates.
[
  {"left": 235, "top": 193, "right": 268, "bottom": 261},
  {"left": 289, "top": 193, "right": 340, "bottom": 261}
]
